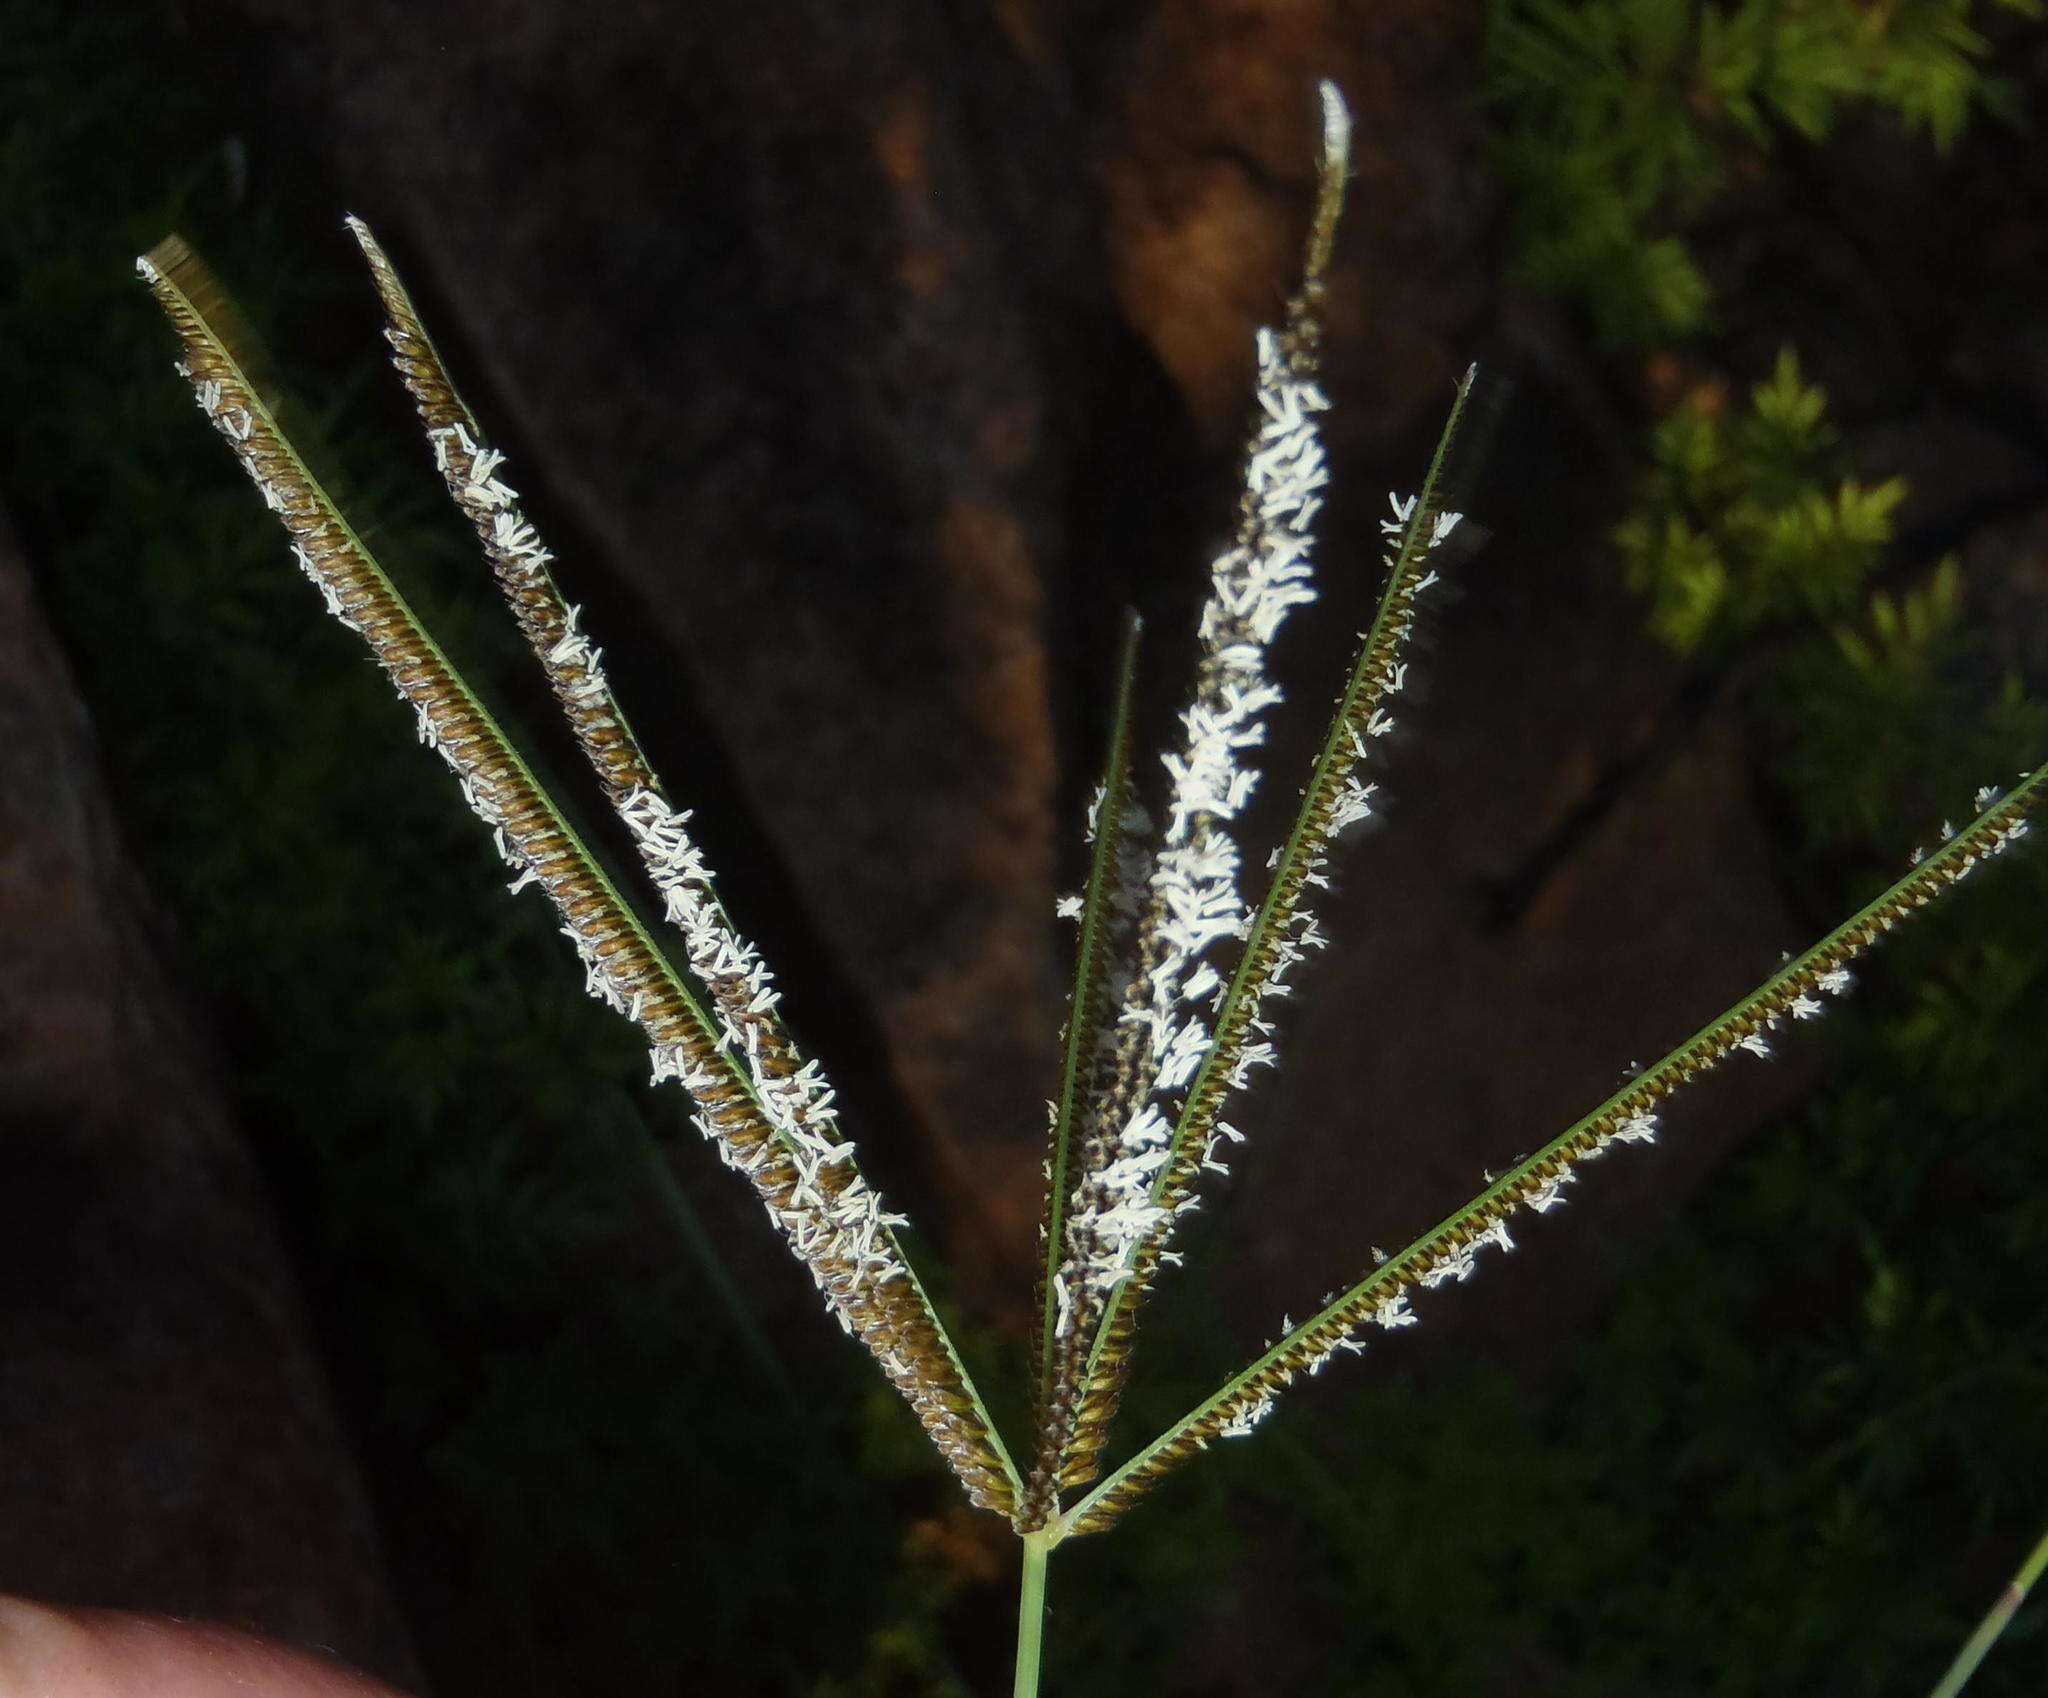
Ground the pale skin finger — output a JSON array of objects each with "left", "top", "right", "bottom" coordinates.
[{"left": 0, "top": 1597, "right": 407, "bottom": 1698}]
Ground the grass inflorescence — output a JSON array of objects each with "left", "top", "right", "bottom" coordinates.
[{"left": 138, "top": 74, "right": 2046, "bottom": 1697}]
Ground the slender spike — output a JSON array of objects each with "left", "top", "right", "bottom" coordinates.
[
  {"left": 1927, "top": 1517, "right": 2048, "bottom": 1698},
  {"left": 1034, "top": 84, "right": 1355, "bottom": 1508},
  {"left": 1058, "top": 369, "right": 1487, "bottom": 1502},
  {"left": 343, "top": 218, "right": 1025, "bottom": 1504},
  {"left": 1024, "top": 615, "right": 1147, "bottom": 1526},
  {"left": 1051, "top": 770, "right": 2043, "bottom": 1538},
  {"left": 1060, "top": 366, "right": 1486, "bottom": 1462},
  {"left": 345, "top": 214, "right": 662, "bottom": 810},
  {"left": 1303, "top": 80, "right": 1351, "bottom": 296},
  {"left": 138, "top": 235, "right": 1020, "bottom": 1515},
  {"left": 1163, "top": 367, "right": 1490, "bottom": 1219},
  {"left": 346, "top": 221, "right": 838, "bottom": 1199}
]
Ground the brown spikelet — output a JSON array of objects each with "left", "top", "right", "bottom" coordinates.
[
  {"left": 343, "top": 218, "right": 873, "bottom": 1281},
  {"left": 1044, "top": 364, "right": 1480, "bottom": 1518},
  {"left": 1022, "top": 290, "right": 1328, "bottom": 1525},
  {"left": 344, "top": 215, "right": 658, "bottom": 809},
  {"left": 1028, "top": 82, "right": 1363, "bottom": 1524},
  {"left": 1028, "top": 616, "right": 1145, "bottom": 1482},
  {"left": 340, "top": 222, "right": 1024, "bottom": 1510},
  {"left": 138, "top": 235, "right": 1017, "bottom": 1516}
]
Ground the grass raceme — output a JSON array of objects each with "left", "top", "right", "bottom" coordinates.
[{"left": 139, "top": 80, "right": 2045, "bottom": 1698}]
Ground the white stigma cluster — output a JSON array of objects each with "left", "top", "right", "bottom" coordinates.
[
  {"left": 1185, "top": 786, "right": 2045, "bottom": 1460},
  {"left": 627, "top": 786, "right": 914, "bottom": 1325},
  {"left": 157, "top": 230, "right": 1024, "bottom": 1511},
  {"left": 1180, "top": 487, "right": 1470, "bottom": 1209},
  {"left": 170, "top": 279, "right": 923, "bottom": 1359},
  {"left": 409, "top": 405, "right": 918, "bottom": 1341},
  {"left": 1054, "top": 322, "right": 1331, "bottom": 1327},
  {"left": 421, "top": 413, "right": 629, "bottom": 741}
]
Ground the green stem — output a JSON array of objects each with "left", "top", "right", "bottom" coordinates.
[
  {"left": 1928, "top": 1519, "right": 2048, "bottom": 1698},
  {"left": 1013, "top": 1532, "right": 1053, "bottom": 1698}
]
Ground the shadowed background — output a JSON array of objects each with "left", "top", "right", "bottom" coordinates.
[{"left": 2, "top": 0, "right": 2045, "bottom": 1693}]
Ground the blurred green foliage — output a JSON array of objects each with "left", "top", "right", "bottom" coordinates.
[
  {"left": 1486, "top": 0, "right": 2040, "bottom": 343},
  {"left": 1617, "top": 348, "right": 1909, "bottom": 654},
  {"left": 1768, "top": 555, "right": 2044, "bottom": 854}
]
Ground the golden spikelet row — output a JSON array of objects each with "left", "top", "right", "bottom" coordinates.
[
  {"left": 138, "top": 237, "right": 1017, "bottom": 1515},
  {"left": 343, "top": 219, "right": 886, "bottom": 1279},
  {"left": 344, "top": 216, "right": 658, "bottom": 809}
]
